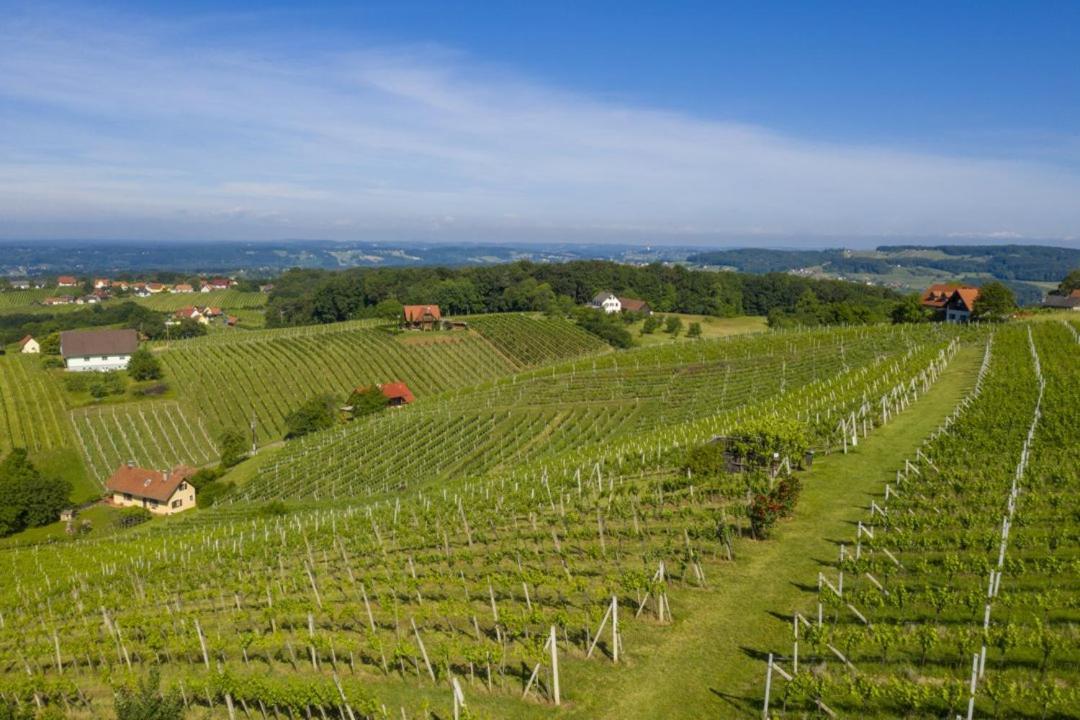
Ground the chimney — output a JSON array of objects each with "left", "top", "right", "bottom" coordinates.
[
  {"left": 162, "top": 469, "right": 170, "bottom": 483},
  {"left": 126, "top": 459, "right": 136, "bottom": 468}
]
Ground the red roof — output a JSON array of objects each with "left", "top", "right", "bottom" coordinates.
[
  {"left": 921, "top": 283, "right": 975, "bottom": 308},
  {"left": 174, "top": 306, "right": 201, "bottom": 318},
  {"left": 1070, "top": 289, "right": 1080, "bottom": 300},
  {"left": 17, "top": 335, "right": 34, "bottom": 348},
  {"left": 403, "top": 304, "right": 442, "bottom": 322},
  {"left": 618, "top": 297, "right": 650, "bottom": 313},
  {"left": 105, "top": 464, "right": 195, "bottom": 502},
  {"left": 950, "top": 287, "right": 980, "bottom": 312},
  {"left": 57, "top": 276, "right": 78, "bottom": 285},
  {"left": 379, "top": 382, "right": 415, "bottom": 404}
]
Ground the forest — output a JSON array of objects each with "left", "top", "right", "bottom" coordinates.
[{"left": 263, "top": 260, "right": 901, "bottom": 327}]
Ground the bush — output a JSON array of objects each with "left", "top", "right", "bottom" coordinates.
[
  {"left": 641, "top": 315, "right": 660, "bottom": 335},
  {"left": 284, "top": 394, "right": 338, "bottom": 439},
  {"left": 684, "top": 442, "right": 729, "bottom": 477},
  {"left": 65, "top": 371, "right": 125, "bottom": 398},
  {"left": 0, "top": 449, "right": 72, "bottom": 537},
  {"left": 132, "top": 382, "right": 169, "bottom": 397},
  {"left": 260, "top": 500, "right": 288, "bottom": 516},
  {"left": 687, "top": 321, "right": 702, "bottom": 338},
  {"left": 748, "top": 493, "right": 784, "bottom": 538},
  {"left": 574, "top": 309, "right": 634, "bottom": 348},
  {"left": 127, "top": 347, "right": 163, "bottom": 381},
  {"left": 348, "top": 386, "right": 389, "bottom": 419},
  {"left": 665, "top": 316, "right": 683, "bottom": 336},
  {"left": 218, "top": 429, "right": 248, "bottom": 468},
  {"left": 40, "top": 356, "right": 64, "bottom": 369},
  {"left": 115, "top": 668, "right": 184, "bottom": 720},
  {"left": 188, "top": 466, "right": 224, "bottom": 490},
  {"left": 198, "top": 481, "right": 234, "bottom": 507},
  {"left": 115, "top": 507, "right": 152, "bottom": 529}
]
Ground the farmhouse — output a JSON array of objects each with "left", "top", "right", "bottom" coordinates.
[
  {"left": 174, "top": 306, "right": 208, "bottom": 324},
  {"left": 172, "top": 283, "right": 195, "bottom": 294},
  {"left": 944, "top": 287, "right": 980, "bottom": 323},
  {"left": 56, "top": 275, "right": 78, "bottom": 288},
  {"left": 105, "top": 462, "right": 196, "bottom": 515},
  {"left": 93, "top": 278, "right": 111, "bottom": 290},
  {"left": 146, "top": 282, "right": 167, "bottom": 294},
  {"left": 60, "top": 328, "right": 139, "bottom": 372},
  {"left": 1042, "top": 289, "right": 1080, "bottom": 310},
  {"left": 618, "top": 296, "right": 652, "bottom": 315},
  {"left": 402, "top": 304, "right": 442, "bottom": 330},
  {"left": 43, "top": 295, "right": 73, "bottom": 306},
  {"left": 17, "top": 336, "right": 39, "bottom": 354},
  {"left": 590, "top": 292, "right": 622, "bottom": 314}
]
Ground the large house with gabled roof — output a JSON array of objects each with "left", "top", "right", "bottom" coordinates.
[{"left": 105, "top": 462, "right": 196, "bottom": 515}]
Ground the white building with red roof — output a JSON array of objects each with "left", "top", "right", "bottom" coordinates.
[{"left": 105, "top": 462, "right": 196, "bottom": 515}]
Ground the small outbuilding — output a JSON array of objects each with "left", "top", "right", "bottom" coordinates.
[
  {"left": 379, "top": 381, "right": 415, "bottom": 407},
  {"left": 17, "top": 336, "right": 39, "bottom": 354},
  {"left": 402, "top": 304, "right": 442, "bottom": 330}
]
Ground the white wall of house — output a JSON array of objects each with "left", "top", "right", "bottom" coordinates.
[
  {"left": 20, "top": 339, "right": 40, "bottom": 354},
  {"left": 65, "top": 354, "right": 132, "bottom": 372},
  {"left": 592, "top": 294, "right": 621, "bottom": 313},
  {"left": 110, "top": 483, "right": 196, "bottom": 515}
]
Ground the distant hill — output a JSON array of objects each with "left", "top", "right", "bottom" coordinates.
[{"left": 686, "top": 244, "right": 1080, "bottom": 305}]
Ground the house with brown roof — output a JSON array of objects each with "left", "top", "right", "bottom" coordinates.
[
  {"left": 618, "top": 296, "right": 652, "bottom": 315},
  {"left": 17, "top": 336, "right": 39, "bottom": 354},
  {"left": 171, "top": 283, "right": 195, "bottom": 294},
  {"left": 173, "top": 306, "right": 207, "bottom": 324},
  {"left": 42, "top": 295, "right": 74, "bottom": 306},
  {"left": 93, "top": 278, "right": 111, "bottom": 290},
  {"left": 402, "top": 304, "right": 442, "bottom": 330},
  {"left": 944, "top": 287, "right": 980, "bottom": 323},
  {"left": 56, "top": 275, "right": 79, "bottom": 287},
  {"left": 60, "top": 328, "right": 139, "bottom": 372},
  {"left": 105, "top": 462, "right": 196, "bottom": 515}
]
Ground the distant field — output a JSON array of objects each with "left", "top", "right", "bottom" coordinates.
[{"left": 132, "top": 289, "right": 268, "bottom": 311}]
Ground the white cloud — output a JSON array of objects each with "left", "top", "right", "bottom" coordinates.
[{"left": 0, "top": 4, "right": 1078, "bottom": 242}]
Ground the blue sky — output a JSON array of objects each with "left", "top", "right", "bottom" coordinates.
[{"left": 1, "top": 1, "right": 1078, "bottom": 245}]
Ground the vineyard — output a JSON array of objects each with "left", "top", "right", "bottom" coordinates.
[
  {"left": 762, "top": 321, "right": 1080, "bottom": 718},
  {"left": 0, "top": 320, "right": 972, "bottom": 719},
  {"left": 155, "top": 316, "right": 612, "bottom": 445},
  {"left": 71, "top": 401, "right": 217, "bottom": 484},
  {"left": 133, "top": 290, "right": 268, "bottom": 312},
  {"left": 0, "top": 355, "right": 73, "bottom": 454},
  {"left": 238, "top": 324, "right": 958, "bottom": 502}
]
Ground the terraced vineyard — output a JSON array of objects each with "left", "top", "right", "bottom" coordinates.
[
  {"left": 71, "top": 401, "right": 217, "bottom": 482},
  {"left": 764, "top": 321, "right": 1080, "bottom": 718},
  {"left": 239, "top": 324, "right": 956, "bottom": 501},
  {"left": 0, "top": 322, "right": 966, "bottom": 719}
]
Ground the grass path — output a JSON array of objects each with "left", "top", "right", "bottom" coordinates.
[{"left": 562, "top": 343, "right": 982, "bottom": 719}]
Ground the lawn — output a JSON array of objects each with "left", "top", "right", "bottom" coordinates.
[
  {"left": 558, "top": 343, "right": 982, "bottom": 718},
  {"left": 629, "top": 313, "right": 767, "bottom": 345}
]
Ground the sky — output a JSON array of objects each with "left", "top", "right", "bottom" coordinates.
[{"left": 1, "top": 1, "right": 1078, "bottom": 246}]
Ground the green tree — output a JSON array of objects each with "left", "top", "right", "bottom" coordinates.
[
  {"left": 1056, "top": 268, "right": 1080, "bottom": 295},
  {"left": 891, "top": 294, "right": 930, "bottom": 324},
  {"left": 0, "top": 449, "right": 71, "bottom": 535},
  {"left": 686, "top": 321, "right": 702, "bottom": 338},
  {"left": 114, "top": 668, "right": 184, "bottom": 720},
  {"left": 284, "top": 394, "right": 338, "bottom": 439},
  {"left": 640, "top": 315, "right": 660, "bottom": 335},
  {"left": 373, "top": 298, "right": 403, "bottom": 321},
  {"left": 127, "top": 347, "right": 162, "bottom": 381},
  {"left": 218, "top": 429, "right": 248, "bottom": 468},
  {"left": 972, "top": 281, "right": 1016, "bottom": 321},
  {"left": 664, "top": 316, "right": 683, "bottom": 336},
  {"left": 348, "top": 385, "right": 390, "bottom": 418}
]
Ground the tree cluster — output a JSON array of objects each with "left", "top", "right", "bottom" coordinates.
[
  {"left": 284, "top": 394, "right": 338, "bottom": 439},
  {"left": 0, "top": 449, "right": 72, "bottom": 537}
]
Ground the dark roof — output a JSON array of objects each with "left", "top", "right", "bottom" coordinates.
[
  {"left": 106, "top": 464, "right": 195, "bottom": 502},
  {"left": 17, "top": 335, "right": 34, "bottom": 347},
  {"left": 60, "top": 329, "right": 138, "bottom": 359},
  {"left": 1043, "top": 294, "right": 1080, "bottom": 308},
  {"left": 591, "top": 291, "right": 616, "bottom": 304}
]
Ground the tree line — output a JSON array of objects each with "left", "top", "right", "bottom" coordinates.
[{"left": 264, "top": 261, "right": 902, "bottom": 328}]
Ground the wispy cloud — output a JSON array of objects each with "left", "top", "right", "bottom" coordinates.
[{"left": 1, "top": 4, "right": 1078, "bottom": 243}]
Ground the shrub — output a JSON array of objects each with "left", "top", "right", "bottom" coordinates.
[
  {"left": 132, "top": 382, "right": 168, "bottom": 397},
  {"left": 748, "top": 493, "right": 784, "bottom": 538},
  {"left": 198, "top": 481, "right": 234, "bottom": 507},
  {"left": 664, "top": 316, "right": 683, "bottom": 336},
  {"left": 115, "top": 668, "right": 184, "bottom": 720},
  {"left": 687, "top": 321, "right": 702, "bottom": 338},
  {"left": 772, "top": 474, "right": 802, "bottom": 516},
  {"left": 127, "top": 347, "right": 162, "bottom": 381},
  {"left": 641, "top": 315, "right": 660, "bottom": 334},
  {"left": 115, "top": 507, "right": 152, "bottom": 529},
  {"left": 348, "top": 386, "right": 389, "bottom": 419},
  {"left": 284, "top": 394, "right": 338, "bottom": 439},
  {"left": 684, "top": 442, "right": 729, "bottom": 477},
  {"left": 218, "top": 429, "right": 248, "bottom": 468}
]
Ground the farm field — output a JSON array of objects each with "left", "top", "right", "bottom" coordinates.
[
  {"left": 626, "top": 312, "right": 767, "bottom": 344},
  {"left": 0, "top": 318, "right": 1074, "bottom": 720},
  {"left": 132, "top": 289, "right": 268, "bottom": 312}
]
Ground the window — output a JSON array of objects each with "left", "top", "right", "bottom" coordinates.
[
  {"left": 178, "top": 482, "right": 186, "bottom": 490},
  {"left": 123, "top": 493, "right": 132, "bottom": 501},
  {"left": 171, "top": 499, "right": 182, "bottom": 508}
]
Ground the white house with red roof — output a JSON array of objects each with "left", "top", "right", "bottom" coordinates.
[{"left": 17, "top": 336, "right": 39, "bottom": 354}]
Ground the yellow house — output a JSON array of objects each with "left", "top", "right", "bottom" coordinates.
[{"left": 105, "top": 463, "right": 197, "bottom": 515}]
